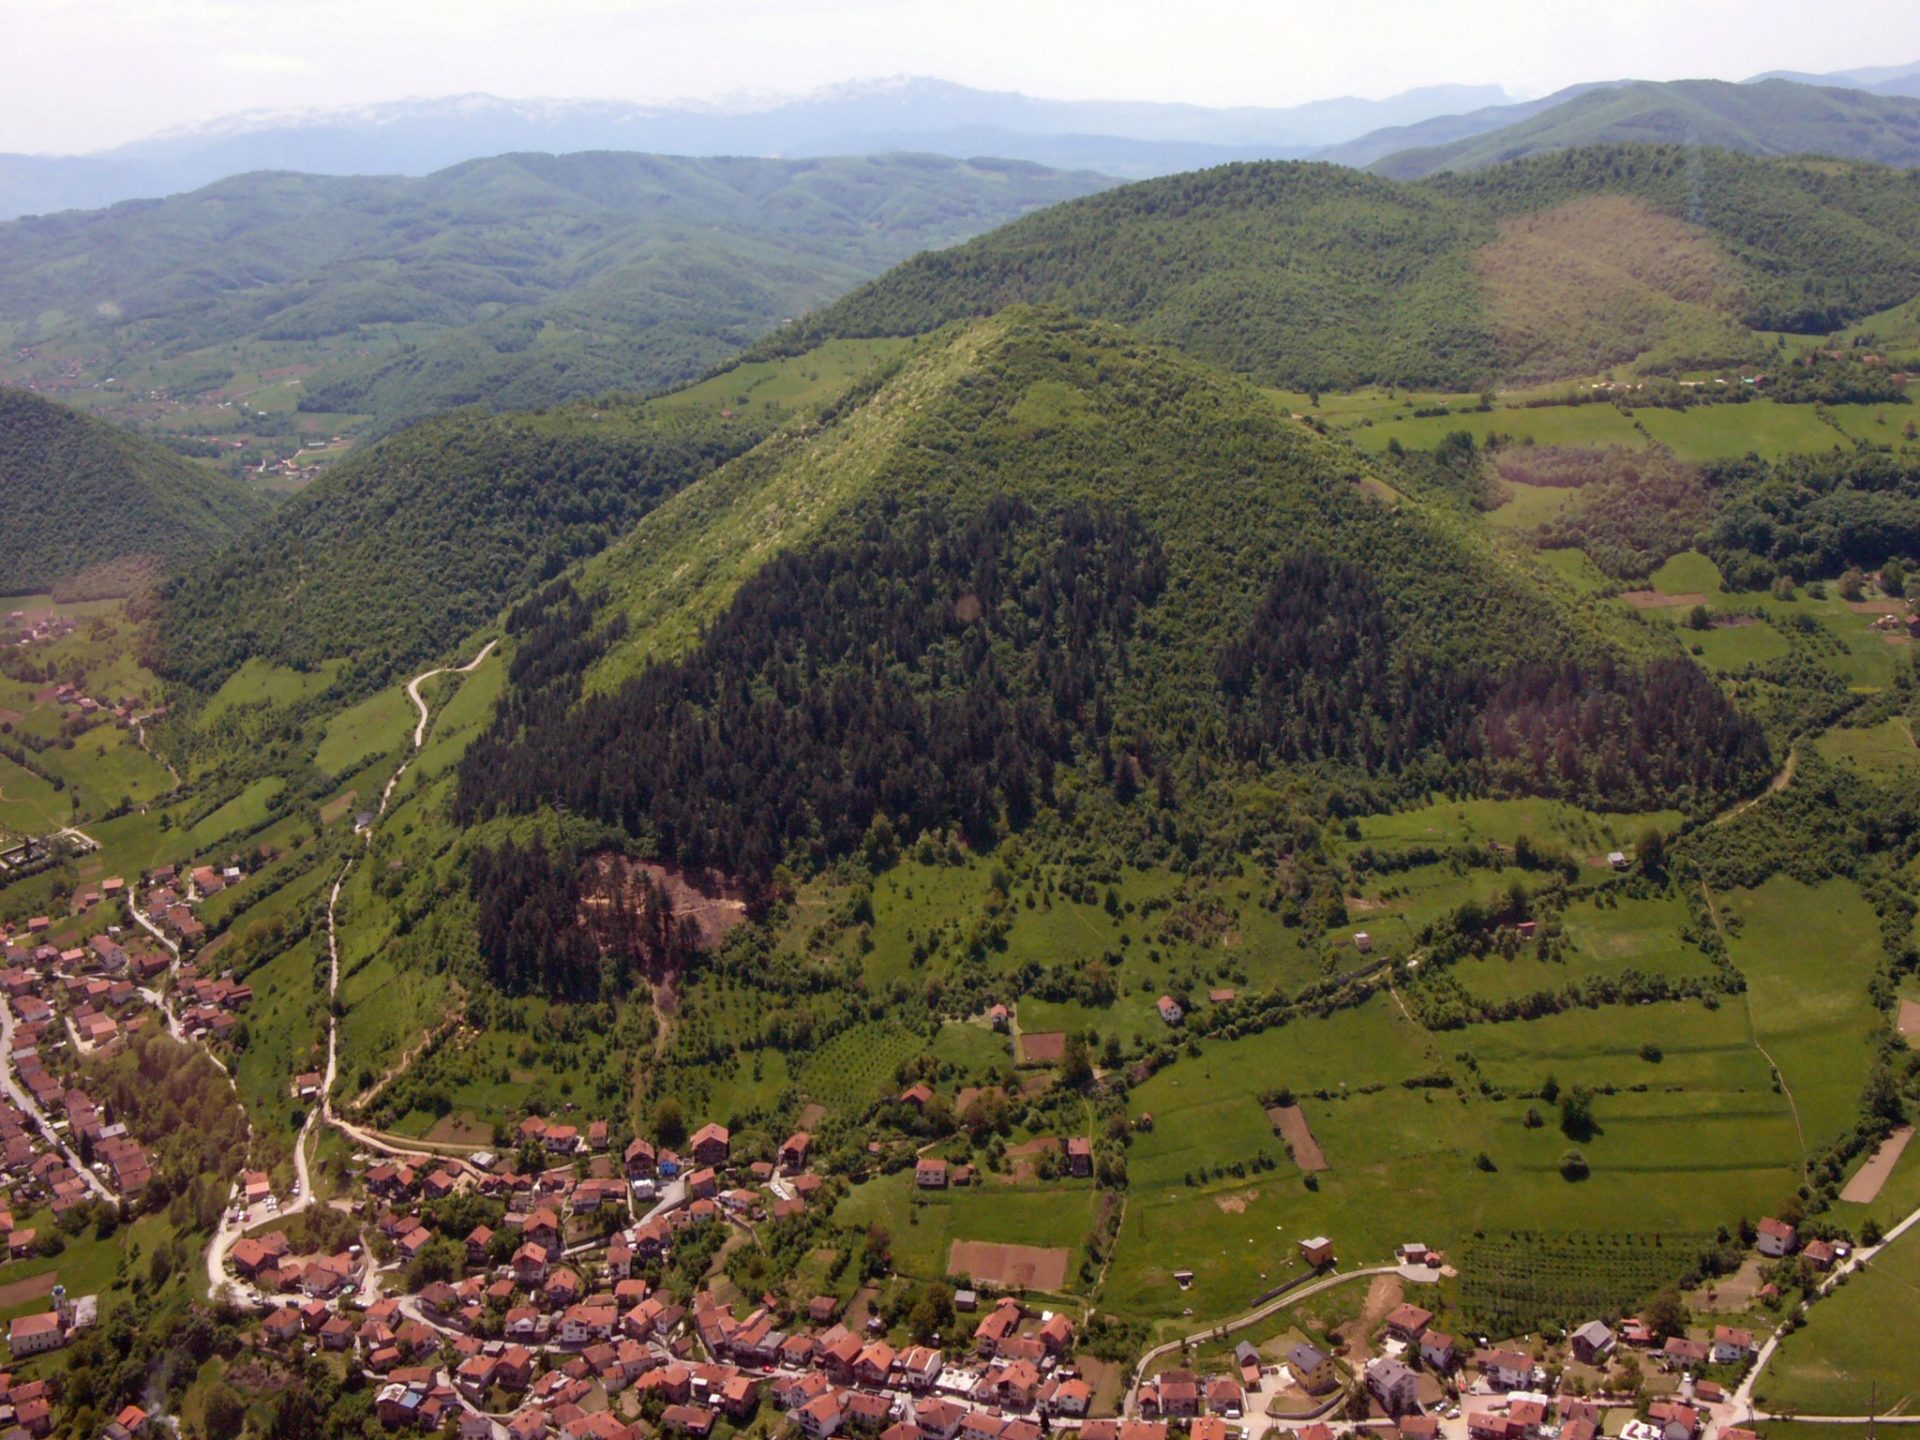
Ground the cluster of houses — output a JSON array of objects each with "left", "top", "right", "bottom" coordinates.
[
  {"left": 237, "top": 1099, "right": 1114, "bottom": 1440},
  {"left": 0, "top": 987, "right": 153, "bottom": 1208},
  {"left": 0, "top": 1369, "right": 65, "bottom": 1436},
  {"left": 44, "top": 679, "right": 160, "bottom": 733},
  {"left": 3, "top": 612, "right": 75, "bottom": 648},
  {"left": 142, "top": 861, "right": 247, "bottom": 950}
]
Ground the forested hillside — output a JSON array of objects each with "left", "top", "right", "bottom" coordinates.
[
  {"left": 447, "top": 311, "right": 1766, "bottom": 994},
  {"left": 0, "top": 386, "right": 270, "bottom": 595},
  {"left": 0, "top": 152, "right": 1110, "bottom": 440},
  {"left": 755, "top": 145, "right": 1920, "bottom": 389},
  {"left": 1372, "top": 78, "right": 1920, "bottom": 179},
  {"left": 151, "top": 398, "right": 771, "bottom": 694}
]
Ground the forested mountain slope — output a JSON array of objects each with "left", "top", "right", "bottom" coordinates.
[
  {"left": 150, "top": 397, "right": 771, "bottom": 695},
  {"left": 753, "top": 146, "right": 1920, "bottom": 389},
  {"left": 0, "top": 151, "right": 1111, "bottom": 437},
  {"left": 0, "top": 386, "right": 270, "bottom": 595},
  {"left": 448, "top": 311, "right": 1766, "bottom": 981},
  {"left": 1371, "top": 79, "right": 1920, "bottom": 179}
]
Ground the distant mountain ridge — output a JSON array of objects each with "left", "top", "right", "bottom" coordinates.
[
  {"left": 762, "top": 144, "right": 1920, "bottom": 391},
  {"left": 1370, "top": 78, "right": 1920, "bottom": 178},
  {"left": 0, "top": 151, "right": 1112, "bottom": 435},
  {"left": 0, "top": 78, "right": 1511, "bottom": 217}
]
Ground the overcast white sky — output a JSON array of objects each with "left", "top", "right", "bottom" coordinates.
[{"left": 7, "top": 0, "right": 1919, "bottom": 154}]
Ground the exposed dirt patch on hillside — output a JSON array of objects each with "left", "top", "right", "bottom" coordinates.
[
  {"left": 1842, "top": 1125, "right": 1914, "bottom": 1204},
  {"left": 0, "top": 1271, "right": 58, "bottom": 1308},
  {"left": 578, "top": 854, "right": 748, "bottom": 976},
  {"left": 1007, "top": 1135, "right": 1061, "bottom": 1183},
  {"left": 1215, "top": 1188, "right": 1259, "bottom": 1213},
  {"left": 1019, "top": 1030, "right": 1066, "bottom": 1065},
  {"left": 1900, "top": 998, "right": 1920, "bottom": 1042},
  {"left": 948, "top": 1240, "right": 1071, "bottom": 1291},
  {"left": 1268, "top": 1103, "right": 1329, "bottom": 1171},
  {"left": 1333, "top": 1274, "right": 1405, "bottom": 1363}
]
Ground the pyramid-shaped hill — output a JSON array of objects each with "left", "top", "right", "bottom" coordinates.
[{"left": 454, "top": 309, "right": 1771, "bottom": 892}]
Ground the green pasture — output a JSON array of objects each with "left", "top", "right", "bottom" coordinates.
[
  {"left": 835, "top": 1170, "right": 1100, "bottom": 1290},
  {"left": 184, "top": 777, "right": 286, "bottom": 849},
  {"left": 1487, "top": 480, "right": 1582, "bottom": 531},
  {"left": 1721, "top": 876, "right": 1885, "bottom": 1154},
  {"left": 200, "top": 658, "right": 344, "bottom": 723},
  {"left": 1342, "top": 402, "right": 1644, "bottom": 453},
  {"left": 1534, "top": 546, "right": 1615, "bottom": 596},
  {"left": 1349, "top": 796, "right": 1678, "bottom": 857},
  {"left": 655, "top": 338, "right": 913, "bottom": 421},
  {"left": 0, "top": 754, "right": 71, "bottom": 837},
  {"left": 1635, "top": 402, "right": 1844, "bottom": 461},
  {"left": 313, "top": 683, "right": 414, "bottom": 778},
  {"left": 1455, "top": 890, "right": 1716, "bottom": 1004},
  {"left": 1756, "top": 1223, "right": 1920, "bottom": 1416},
  {"left": 1814, "top": 719, "right": 1919, "bottom": 780}
]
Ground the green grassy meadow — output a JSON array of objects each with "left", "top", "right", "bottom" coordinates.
[
  {"left": 1721, "top": 876, "right": 1886, "bottom": 1154},
  {"left": 1757, "top": 1224, "right": 1920, "bottom": 1415}
]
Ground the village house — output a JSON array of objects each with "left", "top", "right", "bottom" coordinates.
[
  {"left": 1710, "top": 1326, "right": 1756, "bottom": 1366},
  {"left": 1384, "top": 1303, "right": 1433, "bottom": 1344},
  {"left": 1757, "top": 1217, "right": 1798, "bottom": 1257},
  {"left": 1420, "top": 1332, "right": 1457, "bottom": 1373},
  {"left": 1156, "top": 995, "right": 1183, "bottom": 1025},
  {"left": 1476, "top": 1349, "right": 1534, "bottom": 1390},
  {"left": 8, "top": 1311, "right": 64, "bottom": 1357},
  {"left": 1289, "top": 1342, "right": 1338, "bottom": 1395},
  {"left": 690, "top": 1123, "right": 730, "bottom": 1167},
  {"left": 1139, "top": 1371, "right": 1200, "bottom": 1419},
  {"left": 1662, "top": 1337, "right": 1710, "bottom": 1370},
  {"left": 1648, "top": 1402, "right": 1702, "bottom": 1440},
  {"left": 1366, "top": 1358, "right": 1420, "bottom": 1417},
  {"left": 1571, "top": 1321, "right": 1615, "bottom": 1366}
]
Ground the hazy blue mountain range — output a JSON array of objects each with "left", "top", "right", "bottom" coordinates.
[
  {"left": 0, "top": 151, "right": 1113, "bottom": 435},
  {"left": 0, "top": 78, "right": 1510, "bottom": 217}
]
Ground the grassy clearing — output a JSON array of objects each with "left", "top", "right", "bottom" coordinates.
[
  {"left": 1815, "top": 719, "right": 1920, "bottom": 780},
  {"left": 931, "top": 1021, "right": 1014, "bottom": 1077},
  {"left": 1648, "top": 551, "right": 1724, "bottom": 596},
  {"left": 1456, "top": 890, "right": 1716, "bottom": 1003},
  {"left": 860, "top": 854, "right": 1318, "bottom": 1054},
  {"left": 1535, "top": 545, "right": 1616, "bottom": 596},
  {"left": 200, "top": 658, "right": 343, "bottom": 722},
  {"left": 1343, "top": 403, "right": 1646, "bottom": 453},
  {"left": 1636, "top": 403, "right": 1844, "bottom": 462},
  {"left": 1125, "top": 997, "right": 1434, "bottom": 1192},
  {"left": 313, "top": 683, "right": 414, "bottom": 777},
  {"left": 1351, "top": 797, "right": 1680, "bottom": 856},
  {"left": 656, "top": 339, "right": 913, "bottom": 421},
  {"left": 1721, "top": 876, "right": 1885, "bottom": 1153},
  {"left": 835, "top": 1170, "right": 1099, "bottom": 1289},
  {"left": 0, "top": 754, "right": 71, "bottom": 837},
  {"left": 1487, "top": 480, "right": 1582, "bottom": 531},
  {"left": 184, "top": 776, "right": 286, "bottom": 848}
]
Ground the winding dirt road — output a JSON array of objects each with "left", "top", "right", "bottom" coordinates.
[{"left": 208, "top": 640, "right": 498, "bottom": 1300}]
